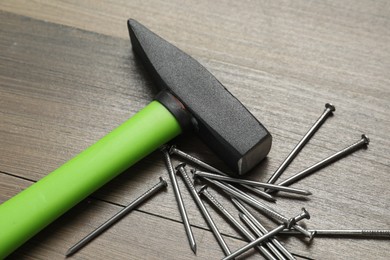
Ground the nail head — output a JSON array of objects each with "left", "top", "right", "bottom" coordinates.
[
  {"left": 361, "top": 134, "right": 370, "bottom": 145},
  {"left": 175, "top": 162, "right": 187, "bottom": 171},
  {"left": 325, "top": 103, "right": 336, "bottom": 112},
  {"left": 301, "top": 207, "right": 310, "bottom": 220},
  {"left": 159, "top": 177, "right": 168, "bottom": 187},
  {"left": 197, "top": 185, "right": 208, "bottom": 195},
  {"left": 168, "top": 145, "right": 176, "bottom": 155}
]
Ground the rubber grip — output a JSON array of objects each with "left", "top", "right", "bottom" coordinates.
[{"left": 0, "top": 101, "right": 181, "bottom": 258}]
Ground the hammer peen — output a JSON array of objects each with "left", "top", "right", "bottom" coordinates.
[{"left": 0, "top": 19, "right": 271, "bottom": 258}]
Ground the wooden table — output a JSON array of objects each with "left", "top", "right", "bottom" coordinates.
[{"left": 0, "top": 1, "right": 389, "bottom": 259}]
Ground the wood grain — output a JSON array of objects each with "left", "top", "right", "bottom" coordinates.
[{"left": 0, "top": 1, "right": 389, "bottom": 259}]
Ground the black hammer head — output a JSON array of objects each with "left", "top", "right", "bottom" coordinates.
[{"left": 128, "top": 19, "right": 272, "bottom": 175}]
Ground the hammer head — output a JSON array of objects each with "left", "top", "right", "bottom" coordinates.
[{"left": 128, "top": 19, "right": 272, "bottom": 175}]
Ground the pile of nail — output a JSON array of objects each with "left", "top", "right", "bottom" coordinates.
[
  {"left": 157, "top": 103, "right": 386, "bottom": 260},
  {"left": 67, "top": 104, "right": 388, "bottom": 259}
]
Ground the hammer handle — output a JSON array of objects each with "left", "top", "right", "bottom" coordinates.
[{"left": 0, "top": 101, "right": 181, "bottom": 258}]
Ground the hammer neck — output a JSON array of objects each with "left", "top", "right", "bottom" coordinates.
[{"left": 155, "top": 90, "right": 194, "bottom": 131}]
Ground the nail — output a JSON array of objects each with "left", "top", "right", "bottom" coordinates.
[
  {"left": 223, "top": 209, "right": 310, "bottom": 260},
  {"left": 232, "top": 199, "right": 296, "bottom": 260},
  {"left": 239, "top": 214, "right": 287, "bottom": 260},
  {"left": 170, "top": 146, "right": 275, "bottom": 201},
  {"left": 230, "top": 197, "right": 313, "bottom": 239},
  {"left": 176, "top": 164, "right": 231, "bottom": 256},
  {"left": 200, "top": 174, "right": 311, "bottom": 238},
  {"left": 194, "top": 170, "right": 311, "bottom": 196},
  {"left": 161, "top": 149, "right": 197, "bottom": 254},
  {"left": 196, "top": 172, "right": 274, "bottom": 215},
  {"left": 266, "top": 103, "right": 335, "bottom": 186},
  {"left": 279, "top": 229, "right": 390, "bottom": 238},
  {"left": 192, "top": 170, "right": 275, "bottom": 209},
  {"left": 293, "top": 208, "right": 310, "bottom": 224},
  {"left": 271, "top": 134, "right": 370, "bottom": 190},
  {"left": 245, "top": 186, "right": 277, "bottom": 201},
  {"left": 291, "top": 225, "right": 314, "bottom": 239},
  {"left": 66, "top": 177, "right": 168, "bottom": 256},
  {"left": 170, "top": 145, "right": 226, "bottom": 174},
  {"left": 198, "top": 186, "right": 278, "bottom": 260}
]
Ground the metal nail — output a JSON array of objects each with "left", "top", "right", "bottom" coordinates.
[
  {"left": 289, "top": 208, "right": 310, "bottom": 227},
  {"left": 199, "top": 174, "right": 312, "bottom": 238},
  {"left": 279, "top": 229, "right": 390, "bottom": 238},
  {"left": 271, "top": 134, "right": 370, "bottom": 190},
  {"left": 245, "top": 186, "right": 277, "bottom": 201},
  {"left": 196, "top": 173, "right": 273, "bottom": 213},
  {"left": 266, "top": 103, "right": 335, "bottom": 186},
  {"left": 230, "top": 196, "right": 313, "bottom": 239},
  {"left": 170, "top": 145, "right": 226, "bottom": 174},
  {"left": 194, "top": 170, "right": 311, "bottom": 196},
  {"left": 66, "top": 177, "right": 168, "bottom": 256},
  {"left": 232, "top": 199, "right": 296, "bottom": 260},
  {"left": 239, "top": 213, "right": 287, "bottom": 260},
  {"left": 170, "top": 145, "right": 275, "bottom": 201},
  {"left": 192, "top": 170, "right": 276, "bottom": 211},
  {"left": 176, "top": 164, "right": 231, "bottom": 256},
  {"left": 198, "top": 185, "right": 278, "bottom": 260},
  {"left": 223, "top": 209, "right": 311, "bottom": 260},
  {"left": 161, "top": 148, "right": 197, "bottom": 254}
]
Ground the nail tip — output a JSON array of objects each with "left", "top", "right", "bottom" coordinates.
[
  {"left": 65, "top": 249, "right": 74, "bottom": 257},
  {"left": 192, "top": 243, "right": 197, "bottom": 254},
  {"left": 267, "top": 196, "right": 277, "bottom": 202}
]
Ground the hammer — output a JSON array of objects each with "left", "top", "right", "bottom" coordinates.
[{"left": 0, "top": 19, "right": 271, "bottom": 258}]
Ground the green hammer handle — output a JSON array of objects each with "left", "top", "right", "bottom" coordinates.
[{"left": 0, "top": 101, "right": 181, "bottom": 258}]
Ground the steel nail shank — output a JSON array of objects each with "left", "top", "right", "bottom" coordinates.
[
  {"left": 194, "top": 170, "right": 311, "bottom": 195},
  {"left": 279, "top": 229, "right": 390, "bottom": 237},
  {"left": 176, "top": 164, "right": 231, "bottom": 256},
  {"left": 230, "top": 196, "right": 313, "bottom": 238},
  {"left": 199, "top": 186, "right": 278, "bottom": 260},
  {"left": 170, "top": 146, "right": 275, "bottom": 201},
  {"left": 239, "top": 213, "right": 288, "bottom": 260},
  {"left": 274, "top": 134, "right": 370, "bottom": 188},
  {"left": 161, "top": 149, "right": 197, "bottom": 254},
  {"left": 206, "top": 177, "right": 312, "bottom": 238},
  {"left": 232, "top": 199, "right": 296, "bottom": 260},
  {"left": 66, "top": 177, "right": 168, "bottom": 256},
  {"left": 170, "top": 145, "right": 225, "bottom": 175},
  {"left": 266, "top": 103, "right": 335, "bottom": 186},
  {"left": 223, "top": 208, "right": 310, "bottom": 260}
]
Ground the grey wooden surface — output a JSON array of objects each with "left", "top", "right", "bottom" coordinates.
[{"left": 0, "top": 1, "right": 389, "bottom": 259}]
